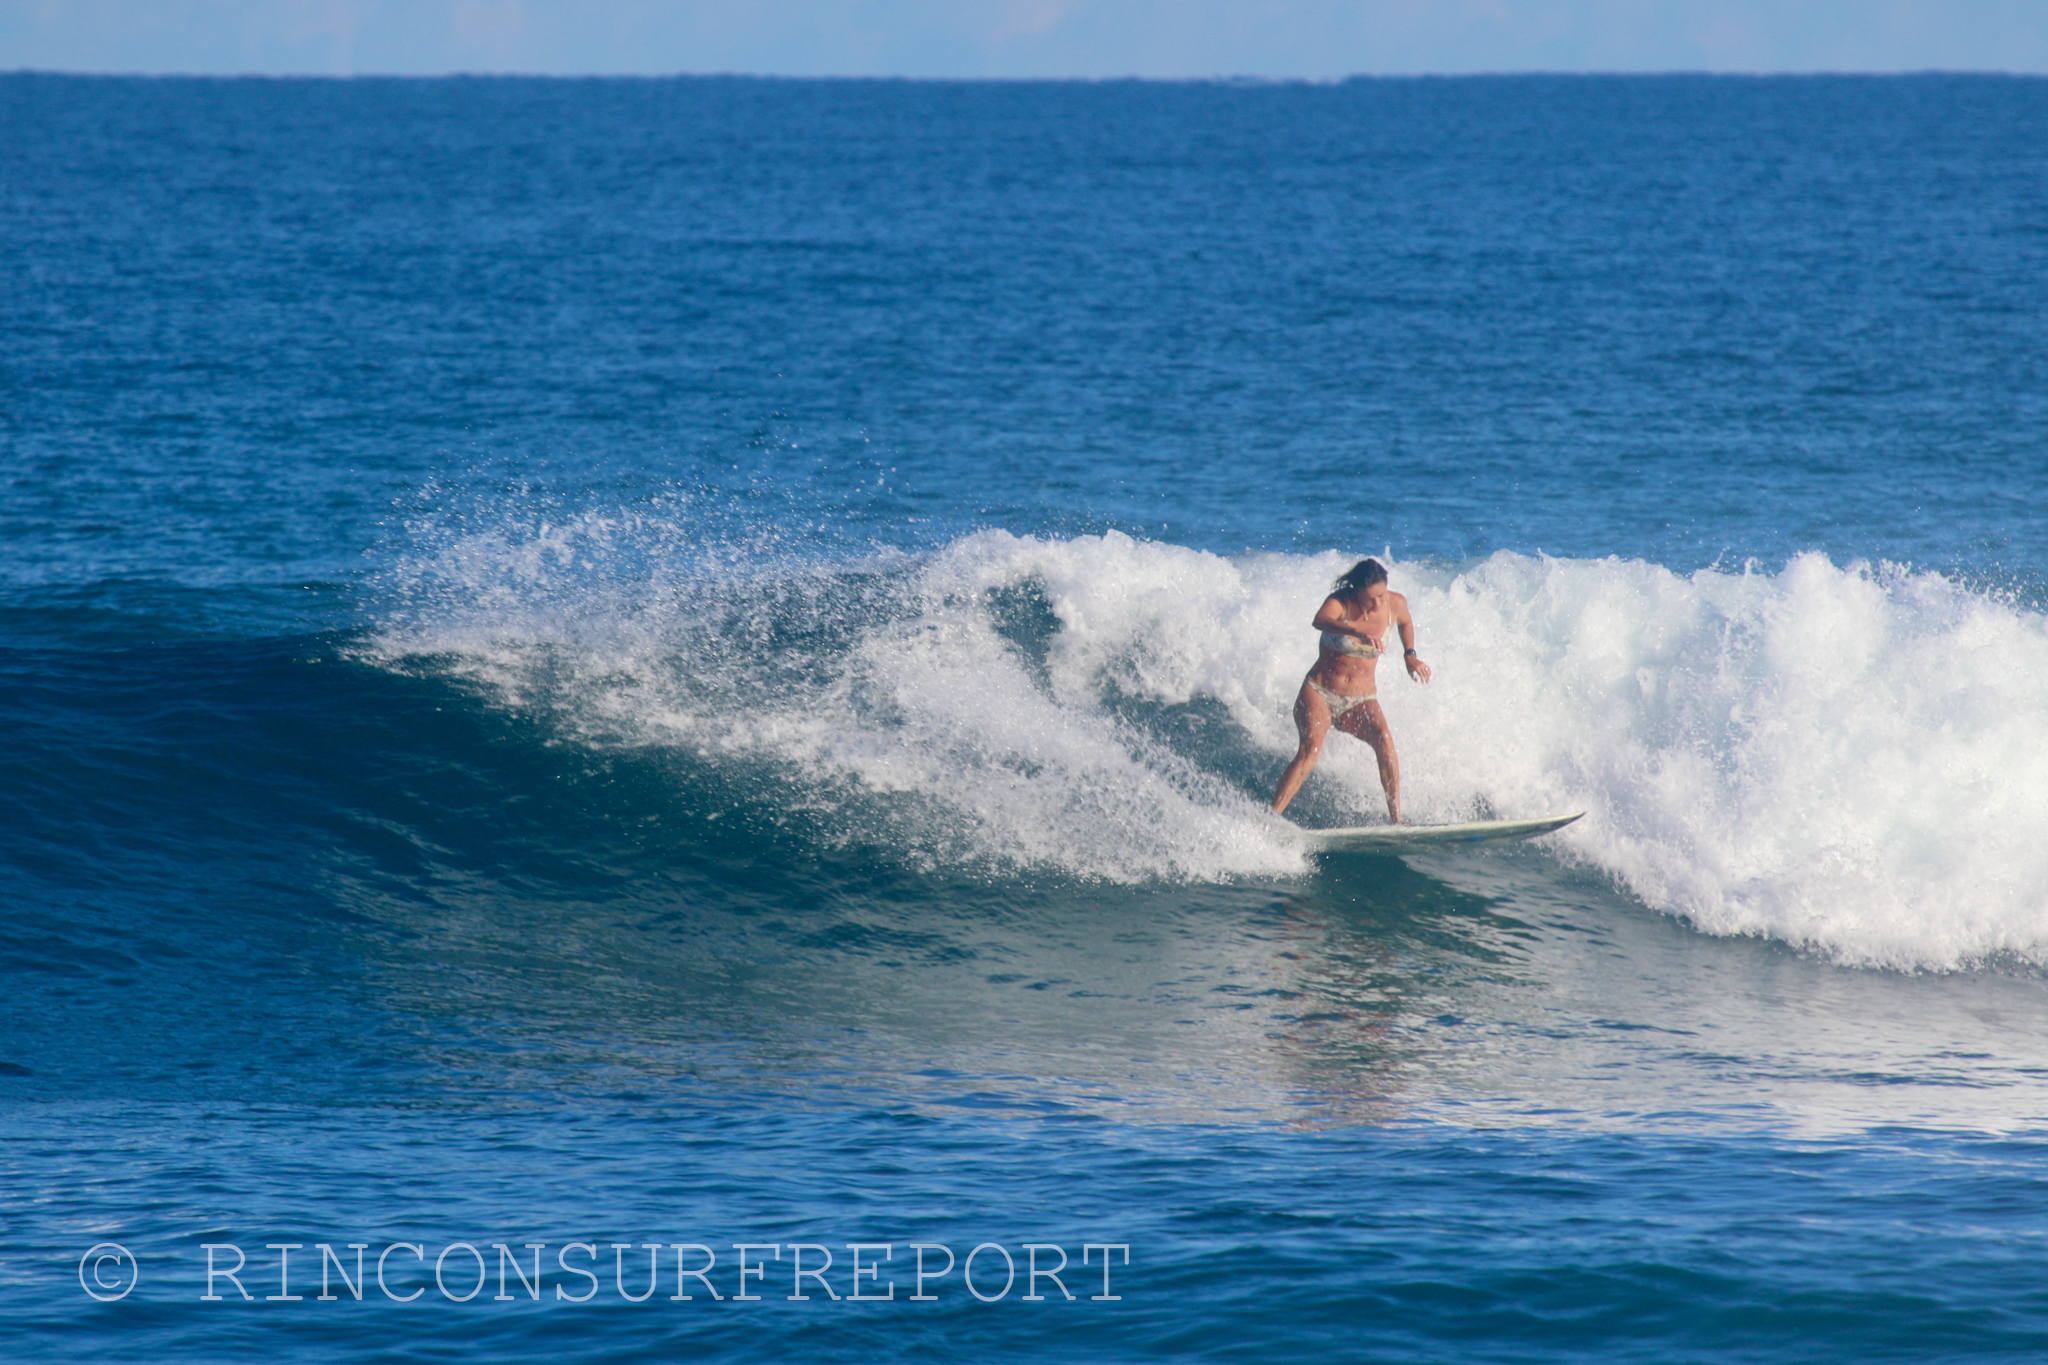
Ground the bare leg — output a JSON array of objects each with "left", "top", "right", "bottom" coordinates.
[
  {"left": 1337, "top": 701, "right": 1401, "bottom": 823},
  {"left": 1271, "top": 684, "right": 1331, "bottom": 815}
]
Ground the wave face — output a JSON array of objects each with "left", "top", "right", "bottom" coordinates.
[{"left": 373, "top": 516, "right": 2048, "bottom": 970}]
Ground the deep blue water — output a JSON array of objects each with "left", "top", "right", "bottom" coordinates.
[{"left": 5, "top": 72, "right": 2048, "bottom": 1362}]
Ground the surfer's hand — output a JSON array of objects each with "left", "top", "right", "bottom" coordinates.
[{"left": 1407, "top": 655, "right": 1432, "bottom": 683}]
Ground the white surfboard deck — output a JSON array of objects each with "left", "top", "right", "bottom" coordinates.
[{"left": 1294, "top": 812, "right": 1583, "bottom": 852}]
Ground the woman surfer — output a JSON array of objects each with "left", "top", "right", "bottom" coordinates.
[{"left": 1271, "top": 558, "right": 1431, "bottom": 823}]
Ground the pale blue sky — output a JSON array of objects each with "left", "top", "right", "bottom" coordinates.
[{"left": 2, "top": 1, "right": 2044, "bottom": 77}]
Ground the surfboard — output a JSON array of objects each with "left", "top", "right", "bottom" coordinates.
[{"left": 1295, "top": 812, "right": 1583, "bottom": 852}]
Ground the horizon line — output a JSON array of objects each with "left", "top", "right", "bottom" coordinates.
[{"left": 5, "top": 67, "right": 2043, "bottom": 82}]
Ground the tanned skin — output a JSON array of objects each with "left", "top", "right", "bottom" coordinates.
[{"left": 1271, "top": 580, "right": 1431, "bottom": 823}]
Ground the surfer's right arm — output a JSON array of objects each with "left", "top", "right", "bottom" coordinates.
[{"left": 1310, "top": 596, "right": 1369, "bottom": 637}]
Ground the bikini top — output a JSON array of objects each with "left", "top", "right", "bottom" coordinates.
[{"left": 1320, "top": 629, "right": 1386, "bottom": 659}]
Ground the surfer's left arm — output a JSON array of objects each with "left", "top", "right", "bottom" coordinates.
[{"left": 1393, "top": 593, "right": 1432, "bottom": 683}]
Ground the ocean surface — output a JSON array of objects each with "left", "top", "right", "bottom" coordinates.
[{"left": 5, "top": 71, "right": 2048, "bottom": 1361}]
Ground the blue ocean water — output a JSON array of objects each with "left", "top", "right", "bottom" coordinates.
[{"left": 5, "top": 71, "right": 2048, "bottom": 1361}]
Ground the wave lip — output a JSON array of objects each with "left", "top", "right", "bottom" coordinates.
[{"left": 373, "top": 514, "right": 2048, "bottom": 969}]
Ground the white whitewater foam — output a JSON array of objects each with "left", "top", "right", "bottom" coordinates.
[
  {"left": 1397, "top": 550, "right": 2048, "bottom": 969},
  {"left": 373, "top": 520, "right": 2048, "bottom": 969}
]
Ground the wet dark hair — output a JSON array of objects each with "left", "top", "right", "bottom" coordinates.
[{"left": 1333, "top": 558, "right": 1389, "bottom": 594}]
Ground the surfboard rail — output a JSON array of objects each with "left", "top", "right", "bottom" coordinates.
[{"left": 1295, "top": 812, "right": 1583, "bottom": 852}]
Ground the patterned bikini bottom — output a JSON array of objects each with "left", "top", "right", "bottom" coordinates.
[{"left": 1305, "top": 675, "right": 1376, "bottom": 720}]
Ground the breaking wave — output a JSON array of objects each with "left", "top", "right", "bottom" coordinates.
[{"left": 371, "top": 507, "right": 2048, "bottom": 970}]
